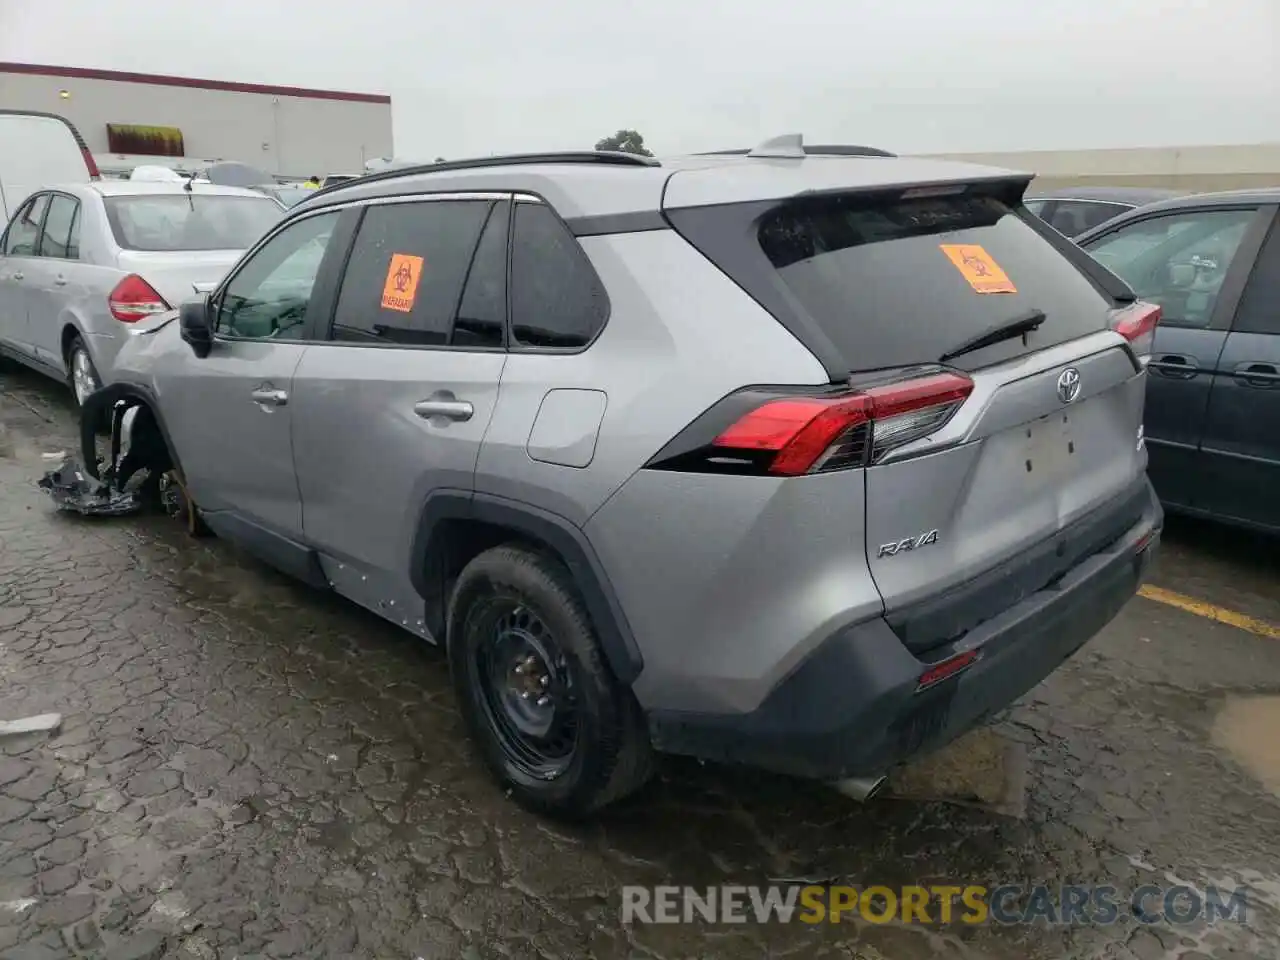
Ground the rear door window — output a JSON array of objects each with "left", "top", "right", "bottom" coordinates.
[
  {"left": 331, "top": 199, "right": 492, "bottom": 346},
  {"left": 1232, "top": 214, "right": 1280, "bottom": 336},
  {"left": 452, "top": 202, "right": 508, "bottom": 349},
  {"left": 753, "top": 193, "right": 1114, "bottom": 370}
]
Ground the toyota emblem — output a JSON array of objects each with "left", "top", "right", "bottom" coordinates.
[{"left": 1057, "top": 367, "right": 1082, "bottom": 404}]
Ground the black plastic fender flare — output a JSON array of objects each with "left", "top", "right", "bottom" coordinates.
[{"left": 410, "top": 490, "right": 644, "bottom": 686}]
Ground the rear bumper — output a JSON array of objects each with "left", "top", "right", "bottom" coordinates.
[{"left": 646, "top": 479, "right": 1163, "bottom": 781}]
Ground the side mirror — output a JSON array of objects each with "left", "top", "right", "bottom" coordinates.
[{"left": 179, "top": 297, "right": 214, "bottom": 358}]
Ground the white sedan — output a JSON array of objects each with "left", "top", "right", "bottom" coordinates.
[{"left": 0, "top": 180, "right": 284, "bottom": 404}]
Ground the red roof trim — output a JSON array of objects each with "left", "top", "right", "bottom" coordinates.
[{"left": 0, "top": 62, "right": 391, "bottom": 105}]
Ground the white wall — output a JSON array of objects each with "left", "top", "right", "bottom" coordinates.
[{"left": 0, "top": 72, "right": 393, "bottom": 178}]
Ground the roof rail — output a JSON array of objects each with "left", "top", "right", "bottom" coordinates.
[{"left": 310, "top": 150, "right": 660, "bottom": 198}]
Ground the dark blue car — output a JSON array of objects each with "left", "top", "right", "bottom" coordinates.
[{"left": 1076, "top": 189, "right": 1280, "bottom": 534}]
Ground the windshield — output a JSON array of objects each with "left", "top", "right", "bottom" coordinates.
[{"left": 104, "top": 194, "right": 284, "bottom": 252}]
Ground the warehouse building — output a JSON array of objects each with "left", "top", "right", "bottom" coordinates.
[{"left": 0, "top": 61, "right": 393, "bottom": 179}]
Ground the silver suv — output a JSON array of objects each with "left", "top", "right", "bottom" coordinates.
[{"left": 88, "top": 136, "right": 1163, "bottom": 817}]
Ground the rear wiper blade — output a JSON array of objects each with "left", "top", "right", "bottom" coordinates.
[{"left": 939, "top": 309, "right": 1045, "bottom": 364}]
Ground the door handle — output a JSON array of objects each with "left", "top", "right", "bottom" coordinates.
[
  {"left": 250, "top": 388, "right": 289, "bottom": 406},
  {"left": 54, "top": 276, "right": 68, "bottom": 286},
  {"left": 1232, "top": 362, "right": 1280, "bottom": 388},
  {"left": 1148, "top": 354, "right": 1199, "bottom": 379},
  {"left": 413, "top": 399, "right": 473, "bottom": 422}
]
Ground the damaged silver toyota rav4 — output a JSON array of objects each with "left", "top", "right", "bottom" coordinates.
[{"left": 80, "top": 136, "right": 1163, "bottom": 818}]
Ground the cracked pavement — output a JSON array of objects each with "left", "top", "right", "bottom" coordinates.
[{"left": 1, "top": 367, "right": 1278, "bottom": 959}]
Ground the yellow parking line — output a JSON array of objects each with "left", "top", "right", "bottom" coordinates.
[{"left": 1138, "top": 584, "right": 1280, "bottom": 640}]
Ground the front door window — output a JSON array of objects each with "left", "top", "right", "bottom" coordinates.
[
  {"left": 215, "top": 211, "right": 340, "bottom": 340},
  {"left": 1085, "top": 209, "right": 1257, "bottom": 329}
]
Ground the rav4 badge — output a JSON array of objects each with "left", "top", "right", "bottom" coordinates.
[{"left": 877, "top": 529, "right": 940, "bottom": 558}]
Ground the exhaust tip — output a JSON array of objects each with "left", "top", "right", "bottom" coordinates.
[{"left": 831, "top": 775, "right": 887, "bottom": 802}]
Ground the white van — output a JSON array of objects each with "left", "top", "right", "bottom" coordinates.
[{"left": 0, "top": 111, "right": 97, "bottom": 220}]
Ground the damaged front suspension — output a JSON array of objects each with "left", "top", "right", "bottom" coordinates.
[{"left": 38, "top": 386, "right": 177, "bottom": 518}]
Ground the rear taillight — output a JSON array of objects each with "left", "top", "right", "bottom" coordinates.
[
  {"left": 649, "top": 370, "right": 974, "bottom": 477},
  {"left": 108, "top": 275, "right": 170, "bottom": 324},
  {"left": 1111, "top": 300, "right": 1160, "bottom": 364},
  {"left": 81, "top": 148, "right": 100, "bottom": 179}
]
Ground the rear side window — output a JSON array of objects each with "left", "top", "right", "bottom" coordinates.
[
  {"left": 38, "top": 195, "right": 80, "bottom": 258},
  {"left": 509, "top": 201, "right": 609, "bottom": 349},
  {"left": 332, "top": 199, "right": 491, "bottom": 346},
  {"left": 104, "top": 194, "right": 283, "bottom": 251},
  {"left": 752, "top": 193, "right": 1113, "bottom": 371}
]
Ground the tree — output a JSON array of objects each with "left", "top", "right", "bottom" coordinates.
[{"left": 594, "top": 129, "right": 653, "bottom": 157}]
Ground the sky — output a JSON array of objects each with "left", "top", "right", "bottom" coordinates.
[{"left": 2, "top": 0, "right": 1277, "bottom": 160}]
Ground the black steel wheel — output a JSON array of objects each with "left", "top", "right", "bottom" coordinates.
[
  {"left": 473, "top": 601, "right": 580, "bottom": 781},
  {"left": 448, "top": 544, "right": 653, "bottom": 818}
]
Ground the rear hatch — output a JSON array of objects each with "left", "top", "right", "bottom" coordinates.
[{"left": 664, "top": 164, "right": 1153, "bottom": 654}]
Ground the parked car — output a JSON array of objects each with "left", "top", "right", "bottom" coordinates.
[
  {"left": 0, "top": 110, "right": 98, "bottom": 220},
  {"left": 0, "top": 181, "right": 285, "bottom": 404},
  {"left": 1076, "top": 189, "right": 1280, "bottom": 533},
  {"left": 1025, "top": 187, "right": 1179, "bottom": 238},
  {"left": 90, "top": 140, "right": 1162, "bottom": 816}
]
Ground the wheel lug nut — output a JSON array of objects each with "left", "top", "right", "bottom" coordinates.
[
  {"left": 514, "top": 664, "right": 526, "bottom": 675},
  {"left": 539, "top": 675, "right": 550, "bottom": 687},
  {"left": 536, "top": 696, "right": 550, "bottom": 707},
  {"left": 520, "top": 691, "right": 531, "bottom": 700}
]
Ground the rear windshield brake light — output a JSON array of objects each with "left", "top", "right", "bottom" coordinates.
[{"left": 649, "top": 370, "right": 974, "bottom": 477}]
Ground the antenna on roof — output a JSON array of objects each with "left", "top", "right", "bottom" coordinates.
[{"left": 748, "top": 133, "right": 805, "bottom": 159}]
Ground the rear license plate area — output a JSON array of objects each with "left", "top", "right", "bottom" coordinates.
[{"left": 1022, "top": 413, "right": 1077, "bottom": 486}]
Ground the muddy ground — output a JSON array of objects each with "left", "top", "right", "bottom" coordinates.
[{"left": 1, "top": 368, "right": 1278, "bottom": 960}]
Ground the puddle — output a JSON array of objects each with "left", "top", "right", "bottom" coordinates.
[{"left": 1211, "top": 695, "right": 1280, "bottom": 796}]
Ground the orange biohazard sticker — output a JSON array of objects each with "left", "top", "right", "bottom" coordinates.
[
  {"left": 939, "top": 244, "right": 1017, "bottom": 294},
  {"left": 380, "top": 253, "right": 424, "bottom": 312}
]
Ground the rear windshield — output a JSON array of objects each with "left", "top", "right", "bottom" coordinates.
[
  {"left": 756, "top": 193, "right": 1112, "bottom": 370},
  {"left": 104, "top": 194, "right": 283, "bottom": 252}
]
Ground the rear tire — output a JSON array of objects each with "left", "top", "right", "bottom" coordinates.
[
  {"left": 65, "top": 334, "right": 101, "bottom": 409},
  {"left": 447, "top": 544, "right": 653, "bottom": 818}
]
